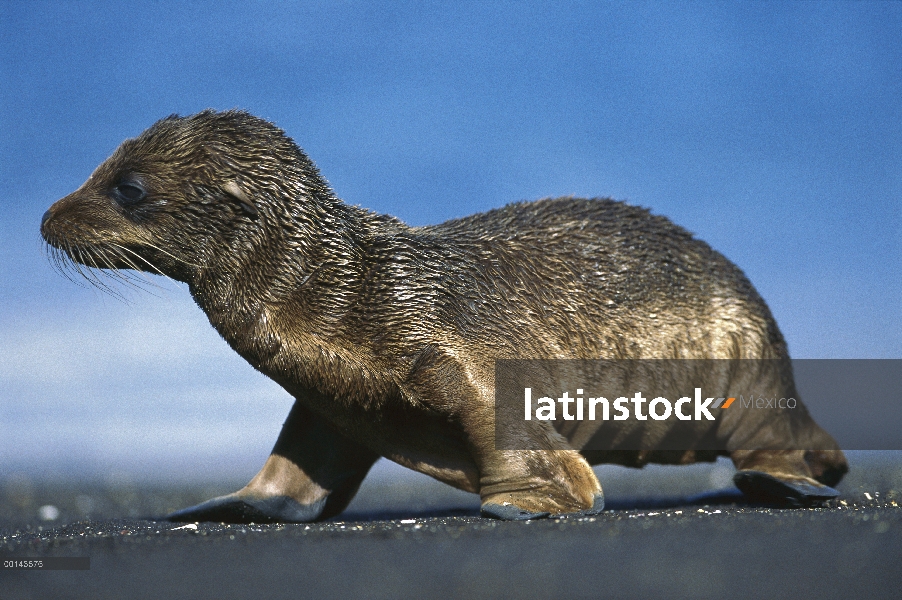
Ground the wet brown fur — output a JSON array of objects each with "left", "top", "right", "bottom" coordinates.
[{"left": 41, "top": 110, "right": 847, "bottom": 519}]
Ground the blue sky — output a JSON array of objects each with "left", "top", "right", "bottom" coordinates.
[{"left": 1, "top": 1, "right": 899, "bottom": 479}]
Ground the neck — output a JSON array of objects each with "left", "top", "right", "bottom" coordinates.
[{"left": 187, "top": 191, "right": 381, "bottom": 356}]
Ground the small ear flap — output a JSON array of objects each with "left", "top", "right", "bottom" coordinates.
[{"left": 222, "top": 180, "right": 259, "bottom": 218}]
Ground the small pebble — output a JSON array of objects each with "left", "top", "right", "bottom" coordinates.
[{"left": 38, "top": 505, "right": 60, "bottom": 521}]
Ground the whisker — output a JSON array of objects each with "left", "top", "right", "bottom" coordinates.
[
  {"left": 90, "top": 245, "right": 162, "bottom": 299},
  {"left": 105, "top": 245, "right": 148, "bottom": 276},
  {"left": 79, "top": 246, "right": 130, "bottom": 300},
  {"left": 139, "top": 238, "right": 203, "bottom": 269},
  {"left": 59, "top": 245, "right": 90, "bottom": 288},
  {"left": 46, "top": 243, "right": 86, "bottom": 288},
  {"left": 73, "top": 244, "right": 133, "bottom": 301},
  {"left": 70, "top": 247, "right": 93, "bottom": 281},
  {"left": 44, "top": 222, "right": 186, "bottom": 300},
  {"left": 103, "top": 245, "right": 168, "bottom": 297},
  {"left": 111, "top": 243, "right": 175, "bottom": 283}
]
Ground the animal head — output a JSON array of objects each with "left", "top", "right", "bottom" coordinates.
[{"left": 40, "top": 110, "right": 335, "bottom": 288}]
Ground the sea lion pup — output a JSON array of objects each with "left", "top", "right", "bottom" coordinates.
[{"left": 41, "top": 110, "right": 847, "bottom": 522}]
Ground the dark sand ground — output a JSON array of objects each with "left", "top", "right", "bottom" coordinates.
[{"left": 1, "top": 452, "right": 900, "bottom": 599}]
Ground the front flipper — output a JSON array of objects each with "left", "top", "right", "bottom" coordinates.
[
  {"left": 733, "top": 470, "right": 840, "bottom": 507},
  {"left": 165, "top": 399, "right": 378, "bottom": 524},
  {"left": 730, "top": 449, "right": 841, "bottom": 507},
  {"left": 166, "top": 492, "right": 327, "bottom": 524}
]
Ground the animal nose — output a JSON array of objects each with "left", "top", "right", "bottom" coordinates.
[{"left": 40, "top": 208, "right": 57, "bottom": 239}]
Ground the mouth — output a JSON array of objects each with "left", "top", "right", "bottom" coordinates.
[
  {"left": 41, "top": 196, "right": 195, "bottom": 293},
  {"left": 41, "top": 221, "right": 168, "bottom": 299}
]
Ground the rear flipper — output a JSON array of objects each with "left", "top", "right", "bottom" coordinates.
[
  {"left": 731, "top": 449, "right": 842, "bottom": 507},
  {"left": 477, "top": 449, "right": 605, "bottom": 520},
  {"left": 481, "top": 493, "right": 605, "bottom": 521},
  {"left": 733, "top": 470, "right": 839, "bottom": 507}
]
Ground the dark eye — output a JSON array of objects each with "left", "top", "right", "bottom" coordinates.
[{"left": 114, "top": 182, "right": 146, "bottom": 205}]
